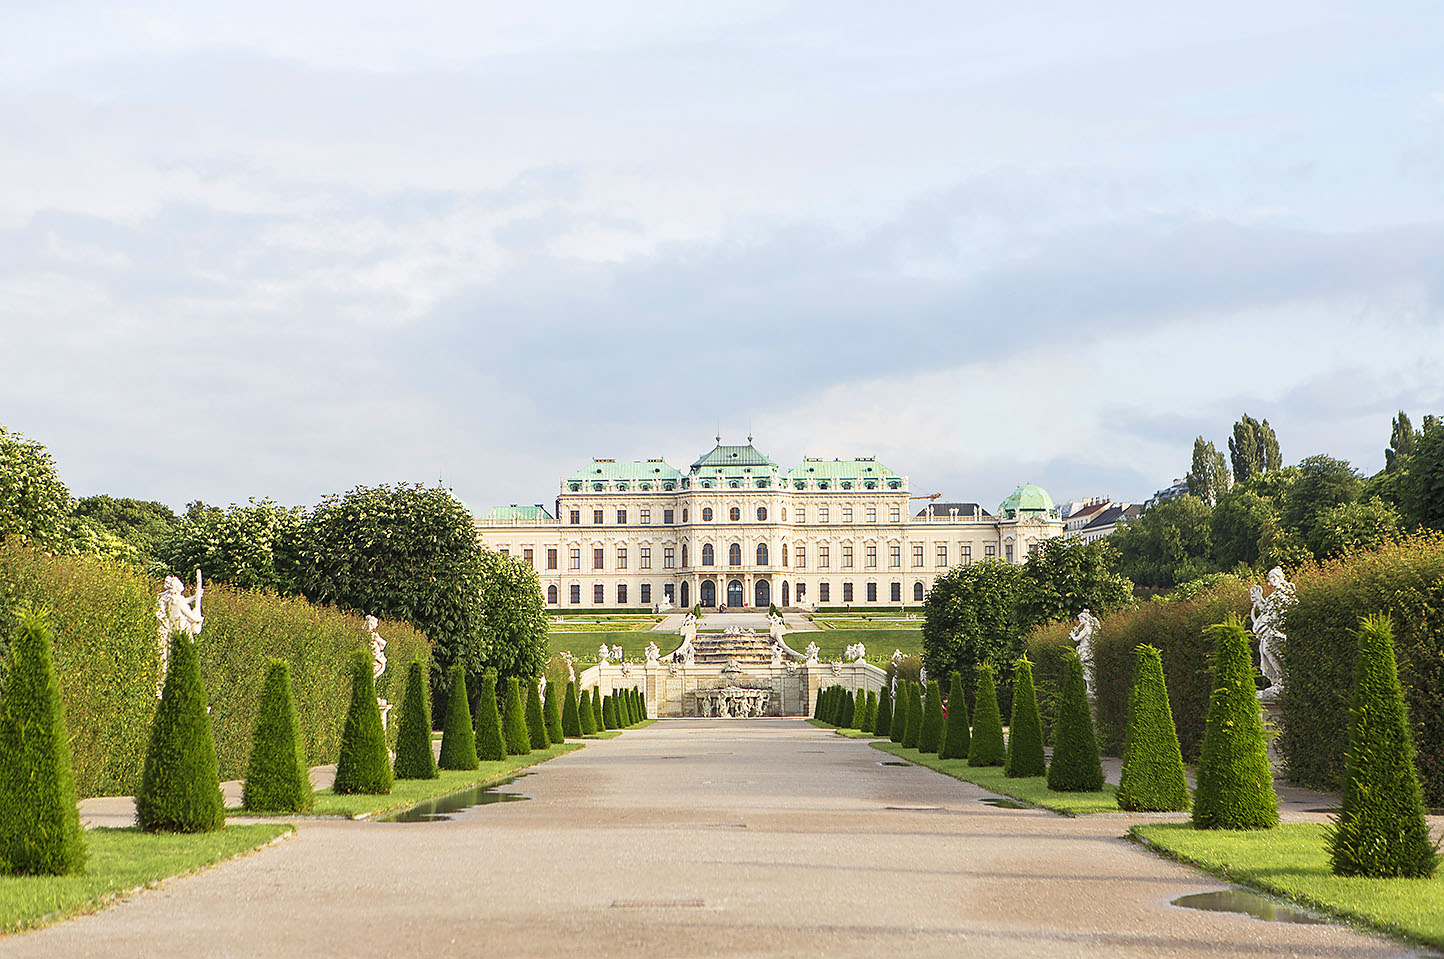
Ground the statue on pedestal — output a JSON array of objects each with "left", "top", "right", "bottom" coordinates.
[
  {"left": 845, "top": 642, "right": 866, "bottom": 664},
  {"left": 598, "top": 643, "right": 611, "bottom": 664},
  {"left": 366, "top": 615, "right": 393, "bottom": 728},
  {"left": 156, "top": 571, "right": 204, "bottom": 697},
  {"left": 1250, "top": 566, "right": 1296, "bottom": 700},
  {"left": 804, "top": 641, "right": 819, "bottom": 665},
  {"left": 1069, "top": 608, "right": 1101, "bottom": 698},
  {"left": 645, "top": 641, "right": 660, "bottom": 665}
]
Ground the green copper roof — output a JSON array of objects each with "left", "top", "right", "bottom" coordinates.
[
  {"left": 785, "top": 457, "right": 903, "bottom": 490},
  {"left": 482, "top": 505, "right": 554, "bottom": 521},
  {"left": 997, "top": 483, "right": 1056, "bottom": 518},
  {"left": 690, "top": 443, "right": 779, "bottom": 472},
  {"left": 567, "top": 459, "right": 682, "bottom": 483}
]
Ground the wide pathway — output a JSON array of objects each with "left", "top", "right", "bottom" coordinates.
[{"left": 7, "top": 721, "right": 1429, "bottom": 958}]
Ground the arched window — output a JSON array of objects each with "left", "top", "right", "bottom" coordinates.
[
  {"left": 757, "top": 506, "right": 768, "bottom": 522},
  {"left": 756, "top": 543, "right": 769, "bottom": 565},
  {"left": 682, "top": 508, "right": 688, "bottom": 522},
  {"left": 781, "top": 507, "right": 787, "bottom": 521},
  {"left": 913, "top": 582, "right": 925, "bottom": 602},
  {"left": 729, "top": 543, "right": 741, "bottom": 566},
  {"left": 681, "top": 544, "right": 689, "bottom": 567},
  {"left": 703, "top": 507, "right": 713, "bottom": 521},
  {"left": 730, "top": 506, "right": 741, "bottom": 521},
  {"left": 702, "top": 543, "right": 714, "bottom": 566},
  {"left": 547, "top": 585, "right": 558, "bottom": 604}
]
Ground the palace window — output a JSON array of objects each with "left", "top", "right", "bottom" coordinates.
[
  {"left": 593, "top": 548, "right": 604, "bottom": 570},
  {"left": 843, "top": 506, "right": 853, "bottom": 523},
  {"left": 663, "top": 583, "right": 674, "bottom": 602},
  {"left": 664, "top": 547, "right": 675, "bottom": 569},
  {"left": 594, "top": 585, "right": 604, "bottom": 604},
  {"left": 795, "top": 546, "right": 806, "bottom": 568},
  {"left": 730, "top": 507, "right": 741, "bottom": 521},
  {"left": 843, "top": 545, "right": 854, "bottom": 568},
  {"left": 683, "top": 509, "right": 688, "bottom": 522},
  {"left": 593, "top": 510, "right": 604, "bottom": 524},
  {"left": 843, "top": 582, "right": 854, "bottom": 603},
  {"left": 797, "top": 507, "right": 806, "bottom": 524},
  {"left": 547, "top": 548, "right": 558, "bottom": 570},
  {"left": 702, "top": 543, "right": 715, "bottom": 566},
  {"left": 819, "top": 507, "right": 829, "bottom": 523},
  {"left": 867, "top": 582, "right": 878, "bottom": 602},
  {"left": 682, "top": 544, "right": 688, "bottom": 566},
  {"left": 819, "top": 582, "right": 830, "bottom": 603},
  {"left": 756, "top": 544, "right": 768, "bottom": 565},
  {"left": 960, "top": 544, "right": 971, "bottom": 565},
  {"left": 729, "top": 543, "right": 742, "bottom": 566},
  {"left": 892, "top": 545, "right": 903, "bottom": 568},
  {"left": 914, "top": 582, "right": 925, "bottom": 602},
  {"left": 757, "top": 507, "right": 767, "bottom": 522},
  {"left": 819, "top": 545, "right": 829, "bottom": 568},
  {"left": 570, "top": 585, "right": 581, "bottom": 604},
  {"left": 912, "top": 545, "right": 923, "bottom": 567},
  {"left": 664, "top": 509, "right": 675, "bottom": 524},
  {"left": 640, "top": 583, "right": 651, "bottom": 604},
  {"left": 703, "top": 507, "right": 713, "bottom": 521},
  {"left": 569, "top": 510, "right": 580, "bottom": 525},
  {"left": 781, "top": 507, "right": 787, "bottom": 521},
  {"left": 984, "top": 545, "right": 996, "bottom": 559},
  {"left": 547, "top": 585, "right": 558, "bottom": 604},
  {"left": 569, "top": 548, "right": 581, "bottom": 570},
  {"left": 617, "top": 547, "right": 627, "bottom": 570},
  {"left": 640, "top": 509, "right": 650, "bottom": 524},
  {"left": 866, "top": 506, "right": 876, "bottom": 523},
  {"left": 617, "top": 584, "right": 627, "bottom": 605},
  {"left": 640, "top": 546, "right": 651, "bottom": 569},
  {"left": 782, "top": 544, "right": 788, "bottom": 567},
  {"left": 523, "top": 548, "right": 534, "bottom": 567},
  {"left": 499, "top": 548, "right": 508, "bottom": 556},
  {"left": 1006, "top": 544, "right": 1014, "bottom": 562},
  {"left": 936, "top": 544, "right": 947, "bottom": 567},
  {"left": 795, "top": 582, "right": 807, "bottom": 602},
  {"left": 617, "top": 509, "right": 627, "bottom": 524},
  {"left": 890, "top": 507, "right": 901, "bottom": 523},
  {"left": 889, "top": 582, "right": 900, "bottom": 602},
  {"left": 865, "top": 545, "right": 877, "bottom": 568}
]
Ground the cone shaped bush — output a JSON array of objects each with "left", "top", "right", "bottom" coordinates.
[
  {"left": 603, "top": 693, "right": 619, "bottom": 730},
  {"left": 1005, "top": 658, "right": 1046, "bottom": 778},
  {"left": 968, "top": 666, "right": 1006, "bottom": 766},
  {"left": 1047, "top": 652, "right": 1104, "bottom": 792},
  {"left": 393, "top": 660, "right": 438, "bottom": 780},
  {"left": 1192, "top": 616, "right": 1278, "bottom": 830},
  {"left": 940, "top": 671, "right": 971, "bottom": 760},
  {"left": 889, "top": 683, "right": 907, "bottom": 743},
  {"left": 332, "top": 649, "right": 393, "bottom": 795},
  {"left": 438, "top": 665, "right": 478, "bottom": 771},
  {"left": 579, "top": 687, "right": 598, "bottom": 736},
  {"left": 1328, "top": 615, "right": 1439, "bottom": 878},
  {"left": 826, "top": 687, "right": 839, "bottom": 724},
  {"left": 242, "top": 660, "right": 314, "bottom": 813},
  {"left": 864, "top": 691, "right": 877, "bottom": 733},
  {"left": 544, "top": 682, "right": 565, "bottom": 742},
  {"left": 525, "top": 679, "right": 549, "bottom": 749},
  {"left": 635, "top": 689, "right": 647, "bottom": 721},
  {"left": 919, "top": 681, "right": 945, "bottom": 753},
  {"left": 136, "top": 630, "right": 227, "bottom": 829},
  {"left": 621, "top": 689, "right": 635, "bottom": 726},
  {"left": 902, "top": 683, "right": 922, "bottom": 749},
  {"left": 838, "top": 689, "right": 853, "bottom": 729},
  {"left": 874, "top": 684, "right": 893, "bottom": 738},
  {"left": 812, "top": 688, "right": 823, "bottom": 719},
  {"left": 502, "top": 677, "right": 532, "bottom": 756},
  {"left": 1117, "top": 645, "right": 1189, "bottom": 811},
  {"left": 474, "top": 672, "right": 507, "bottom": 761},
  {"left": 562, "top": 681, "right": 582, "bottom": 737},
  {"left": 0, "top": 607, "right": 87, "bottom": 874},
  {"left": 591, "top": 687, "right": 604, "bottom": 731}
]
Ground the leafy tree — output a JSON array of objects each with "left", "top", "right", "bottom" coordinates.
[
  {"left": 1112, "top": 495, "right": 1215, "bottom": 588},
  {"left": 157, "top": 498, "right": 304, "bottom": 592},
  {"left": 922, "top": 560, "right": 1021, "bottom": 713},
  {"left": 1328, "top": 615, "right": 1438, "bottom": 878},
  {"left": 1281, "top": 455, "right": 1362, "bottom": 552},
  {"left": 1115, "top": 646, "right": 1189, "bottom": 811},
  {"left": 332, "top": 650, "right": 393, "bottom": 795},
  {"left": 242, "top": 660, "right": 314, "bottom": 813},
  {"left": 1385, "top": 411, "right": 1416, "bottom": 473},
  {"left": 1228, "top": 414, "right": 1281, "bottom": 484},
  {"left": 1192, "top": 617, "right": 1278, "bottom": 830},
  {"left": 873, "top": 683, "right": 893, "bottom": 738},
  {"left": 502, "top": 677, "right": 532, "bottom": 755},
  {"left": 918, "top": 680, "right": 944, "bottom": 754},
  {"left": 1186, "top": 437, "right": 1231, "bottom": 506},
  {"left": 0, "top": 423, "right": 73, "bottom": 551},
  {"left": 1016, "top": 538, "right": 1132, "bottom": 632},
  {"left": 438, "top": 664, "right": 478, "bottom": 770},
  {"left": 137, "top": 632, "right": 227, "bottom": 829},
  {"left": 72, "top": 495, "right": 179, "bottom": 563},
  {"left": 1005, "top": 658, "right": 1046, "bottom": 777},
  {"left": 562, "top": 682, "right": 582, "bottom": 738},
  {"left": 1310, "top": 500, "right": 1403, "bottom": 558},
  {"left": 1046, "top": 652, "right": 1104, "bottom": 792},
  {"left": 940, "top": 671, "right": 970, "bottom": 760},
  {"left": 474, "top": 672, "right": 507, "bottom": 760},
  {"left": 393, "top": 661, "right": 438, "bottom": 780},
  {"left": 477, "top": 549, "right": 550, "bottom": 681},
  {"left": 1405, "top": 418, "right": 1444, "bottom": 532},
  {"left": 967, "top": 665, "right": 1006, "bottom": 766},
  {"left": 0, "top": 608, "right": 86, "bottom": 874}
]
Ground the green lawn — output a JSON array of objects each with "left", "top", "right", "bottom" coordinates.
[
  {"left": 0, "top": 824, "right": 291, "bottom": 934},
  {"left": 548, "top": 632, "right": 682, "bottom": 662},
  {"left": 1133, "top": 822, "right": 1444, "bottom": 950},
  {"left": 809, "top": 613, "right": 924, "bottom": 630},
  {"left": 549, "top": 615, "right": 662, "bottom": 634},
  {"left": 872, "top": 742, "right": 1123, "bottom": 815},
  {"left": 787, "top": 629, "right": 922, "bottom": 663}
]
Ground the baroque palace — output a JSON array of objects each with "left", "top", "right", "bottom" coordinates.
[{"left": 473, "top": 438, "right": 1064, "bottom": 610}]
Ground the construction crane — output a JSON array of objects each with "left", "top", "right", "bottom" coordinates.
[{"left": 910, "top": 492, "right": 942, "bottom": 501}]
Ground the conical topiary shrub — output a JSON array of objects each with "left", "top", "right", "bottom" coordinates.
[
  {"left": 136, "top": 629, "right": 227, "bottom": 829},
  {"left": 812, "top": 688, "right": 823, "bottom": 720},
  {"left": 864, "top": 691, "right": 878, "bottom": 733},
  {"left": 889, "top": 683, "right": 907, "bottom": 743},
  {"left": 968, "top": 665, "right": 1006, "bottom": 767},
  {"left": 393, "top": 660, "right": 438, "bottom": 780},
  {"left": 1192, "top": 617, "right": 1278, "bottom": 830},
  {"left": 902, "top": 683, "right": 923, "bottom": 749},
  {"left": 0, "top": 608, "right": 87, "bottom": 874},
  {"left": 544, "top": 681, "right": 565, "bottom": 743},
  {"left": 874, "top": 683, "right": 893, "bottom": 738},
  {"left": 1116, "top": 645, "right": 1189, "bottom": 810},
  {"left": 1005, "top": 657, "right": 1046, "bottom": 778},
  {"left": 591, "top": 687, "right": 604, "bottom": 731},
  {"left": 438, "top": 665, "right": 478, "bottom": 771},
  {"left": 475, "top": 671, "right": 507, "bottom": 761},
  {"left": 841, "top": 690, "right": 855, "bottom": 729},
  {"left": 1328, "top": 615, "right": 1439, "bottom": 877},
  {"left": 1047, "top": 651, "right": 1104, "bottom": 792},
  {"left": 242, "top": 660, "right": 314, "bottom": 813},
  {"left": 940, "top": 671, "right": 970, "bottom": 760},
  {"left": 635, "top": 689, "right": 648, "bottom": 721},
  {"left": 621, "top": 688, "right": 635, "bottom": 726},
  {"left": 604, "top": 693, "right": 619, "bottom": 730},
  {"left": 525, "top": 679, "right": 549, "bottom": 749},
  {"left": 332, "top": 649, "right": 393, "bottom": 795},
  {"left": 562, "top": 681, "right": 582, "bottom": 738},
  {"left": 579, "top": 687, "right": 598, "bottom": 735},
  {"left": 919, "top": 681, "right": 945, "bottom": 753},
  {"left": 502, "top": 677, "right": 532, "bottom": 756}
]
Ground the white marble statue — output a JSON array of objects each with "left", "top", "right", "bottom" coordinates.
[
  {"left": 598, "top": 642, "right": 611, "bottom": 664},
  {"left": 891, "top": 648, "right": 903, "bottom": 667},
  {"left": 805, "top": 641, "right": 820, "bottom": 665},
  {"left": 918, "top": 664, "right": 927, "bottom": 689},
  {"left": 365, "top": 614, "right": 393, "bottom": 728},
  {"left": 771, "top": 641, "right": 784, "bottom": 667},
  {"left": 155, "top": 570, "right": 204, "bottom": 697},
  {"left": 560, "top": 650, "right": 577, "bottom": 683},
  {"left": 1250, "top": 566, "right": 1296, "bottom": 700},
  {"left": 620, "top": 661, "right": 632, "bottom": 677},
  {"left": 645, "top": 641, "right": 660, "bottom": 665},
  {"left": 845, "top": 642, "right": 867, "bottom": 663},
  {"left": 610, "top": 644, "right": 624, "bottom": 662},
  {"left": 1069, "top": 608, "right": 1101, "bottom": 698},
  {"left": 830, "top": 660, "right": 841, "bottom": 676}
]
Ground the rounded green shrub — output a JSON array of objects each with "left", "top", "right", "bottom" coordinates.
[
  {"left": 889, "top": 683, "right": 907, "bottom": 743},
  {"left": 242, "top": 660, "right": 314, "bottom": 813},
  {"left": 393, "top": 660, "right": 438, "bottom": 780},
  {"left": 1192, "top": 617, "right": 1278, "bottom": 830},
  {"left": 1116, "top": 645, "right": 1189, "bottom": 811},
  {"left": 940, "top": 671, "right": 970, "bottom": 760},
  {"left": 562, "top": 681, "right": 582, "bottom": 738},
  {"left": 474, "top": 671, "right": 507, "bottom": 761},
  {"left": 502, "top": 677, "right": 532, "bottom": 755},
  {"left": 1047, "top": 651, "right": 1104, "bottom": 792},
  {"left": 438, "top": 665, "right": 477, "bottom": 771},
  {"left": 0, "top": 607, "right": 86, "bottom": 874},
  {"left": 136, "top": 630, "right": 227, "bottom": 830},
  {"left": 902, "top": 683, "right": 922, "bottom": 749},
  {"left": 1004, "top": 658, "right": 1046, "bottom": 778},
  {"left": 874, "top": 684, "right": 893, "bottom": 738},
  {"left": 332, "top": 649, "right": 393, "bottom": 795},
  {"left": 1328, "top": 615, "right": 1438, "bottom": 877},
  {"left": 579, "top": 687, "right": 598, "bottom": 736},
  {"left": 919, "top": 681, "right": 944, "bottom": 754},
  {"left": 968, "top": 666, "right": 1005, "bottom": 766},
  {"left": 544, "top": 681, "right": 565, "bottom": 742}
]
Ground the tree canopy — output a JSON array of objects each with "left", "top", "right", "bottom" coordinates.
[{"left": 0, "top": 423, "right": 73, "bottom": 550}]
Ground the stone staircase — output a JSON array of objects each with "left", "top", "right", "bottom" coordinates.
[{"left": 692, "top": 632, "right": 776, "bottom": 666}]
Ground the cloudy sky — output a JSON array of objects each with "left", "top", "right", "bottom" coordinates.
[{"left": 3, "top": 2, "right": 1442, "bottom": 515}]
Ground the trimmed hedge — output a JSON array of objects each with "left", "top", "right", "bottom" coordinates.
[
  {"left": 136, "top": 630, "right": 226, "bottom": 829},
  {"left": 1328, "top": 615, "right": 1438, "bottom": 878},
  {"left": 437, "top": 664, "right": 478, "bottom": 770},
  {"left": 579, "top": 687, "right": 598, "bottom": 736},
  {"left": 919, "top": 680, "right": 944, "bottom": 754},
  {"left": 601, "top": 693, "right": 617, "bottom": 730},
  {"left": 332, "top": 649, "right": 393, "bottom": 795},
  {"left": 393, "top": 660, "right": 438, "bottom": 780},
  {"left": 902, "top": 683, "right": 922, "bottom": 749},
  {"left": 1192, "top": 617, "right": 1278, "bottom": 830},
  {"left": 1116, "top": 645, "right": 1189, "bottom": 811},
  {"left": 1005, "top": 658, "right": 1045, "bottom": 777},
  {"left": 940, "top": 671, "right": 970, "bottom": 760},
  {"left": 0, "top": 542, "right": 429, "bottom": 799},
  {"left": 242, "top": 660, "right": 314, "bottom": 813},
  {"left": 863, "top": 690, "right": 877, "bottom": 733},
  {"left": 889, "top": 683, "right": 907, "bottom": 743},
  {"left": 874, "top": 683, "right": 893, "bottom": 738},
  {"left": 968, "top": 664, "right": 1005, "bottom": 767},
  {"left": 525, "top": 680, "right": 549, "bottom": 749},
  {"left": 590, "top": 687, "right": 604, "bottom": 731},
  {"left": 474, "top": 672, "right": 507, "bottom": 761},
  {"left": 562, "top": 681, "right": 582, "bottom": 737},
  {"left": 1046, "top": 651, "right": 1104, "bottom": 792},
  {"left": 544, "top": 681, "right": 565, "bottom": 742},
  {"left": 0, "top": 607, "right": 86, "bottom": 874},
  {"left": 502, "top": 677, "right": 531, "bottom": 755}
]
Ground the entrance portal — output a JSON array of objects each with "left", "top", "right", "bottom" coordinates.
[
  {"left": 727, "top": 579, "right": 744, "bottom": 607},
  {"left": 755, "top": 580, "right": 770, "bottom": 608},
  {"left": 700, "top": 579, "right": 715, "bottom": 607}
]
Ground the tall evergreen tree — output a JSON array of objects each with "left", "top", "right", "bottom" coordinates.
[
  {"left": 1192, "top": 617, "right": 1278, "bottom": 830},
  {"left": 438, "top": 664, "right": 478, "bottom": 770},
  {"left": 874, "top": 683, "right": 893, "bottom": 738},
  {"left": 474, "top": 671, "right": 507, "bottom": 761},
  {"left": 524, "top": 679, "right": 549, "bottom": 749},
  {"left": 940, "top": 671, "right": 970, "bottom": 760},
  {"left": 1228, "top": 414, "right": 1282, "bottom": 484},
  {"left": 1047, "top": 651, "right": 1104, "bottom": 792},
  {"left": 967, "top": 665, "right": 1005, "bottom": 766},
  {"left": 1328, "top": 615, "right": 1438, "bottom": 878},
  {"left": 502, "top": 677, "right": 532, "bottom": 756},
  {"left": 137, "top": 630, "right": 228, "bottom": 826},
  {"left": 1004, "top": 658, "right": 1046, "bottom": 777},
  {"left": 393, "top": 660, "right": 439, "bottom": 780},
  {"left": 919, "top": 680, "right": 945, "bottom": 753},
  {"left": 1187, "top": 437, "right": 1232, "bottom": 506},
  {"left": 0, "top": 608, "right": 86, "bottom": 873},
  {"left": 902, "top": 682, "right": 923, "bottom": 749},
  {"left": 1116, "top": 645, "right": 1189, "bottom": 811},
  {"left": 562, "top": 681, "right": 582, "bottom": 738},
  {"left": 242, "top": 660, "right": 315, "bottom": 813},
  {"left": 1386, "top": 410, "right": 1416, "bottom": 473}
]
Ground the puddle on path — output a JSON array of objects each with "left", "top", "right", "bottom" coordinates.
[
  {"left": 383, "top": 775, "right": 530, "bottom": 822},
  {"left": 976, "top": 797, "right": 1031, "bottom": 809},
  {"left": 1171, "top": 889, "right": 1326, "bottom": 925},
  {"left": 877, "top": 760, "right": 913, "bottom": 767}
]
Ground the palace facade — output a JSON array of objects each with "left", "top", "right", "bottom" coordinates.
[{"left": 474, "top": 439, "right": 1064, "bottom": 610}]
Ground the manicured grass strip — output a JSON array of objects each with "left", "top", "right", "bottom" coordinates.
[
  {"left": 1132, "top": 822, "right": 1444, "bottom": 950},
  {"left": 872, "top": 742, "right": 1122, "bottom": 815},
  {"left": 547, "top": 633, "right": 682, "bottom": 661},
  {"left": 0, "top": 824, "right": 290, "bottom": 935},
  {"left": 834, "top": 727, "right": 881, "bottom": 739}
]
